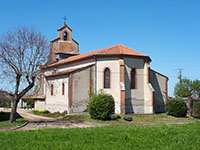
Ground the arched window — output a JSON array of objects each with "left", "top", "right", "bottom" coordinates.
[
  {"left": 104, "top": 68, "right": 110, "bottom": 88},
  {"left": 130, "top": 68, "right": 137, "bottom": 89},
  {"left": 64, "top": 32, "right": 68, "bottom": 41}
]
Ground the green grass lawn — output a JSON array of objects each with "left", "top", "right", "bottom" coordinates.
[
  {"left": 0, "top": 118, "right": 27, "bottom": 128},
  {"left": 31, "top": 110, "right": 196, "bottom": 125},
  {"left": 0, "top": 121, "right": 200, "bottom": 150},
  {"left": 63, "top": 113, "right": 195, "bottom": 124},
  {"left": 0, "top": 112, "right": 27, "bottom": 129}
]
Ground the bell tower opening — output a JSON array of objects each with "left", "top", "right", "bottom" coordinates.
[{"left": 64, "top": 32, "right": 68, "bottom": 41}]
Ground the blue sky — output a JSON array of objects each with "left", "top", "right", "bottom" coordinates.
[{"left": 0, "top": 0, "right": 200, "bottom": 96}]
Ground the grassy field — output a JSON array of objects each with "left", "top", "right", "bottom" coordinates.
[
  {"left": 63, "top": 113, "right": 195, "bottom": 124},
  {"left": 0, "top": 121, "right": 200, "bottom": 150},
  {"left": 0, "top": 112, "right": 27, "bottom": 129}
]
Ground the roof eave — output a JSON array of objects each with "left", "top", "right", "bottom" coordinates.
[
  {"left": 44, "top": 54, "right": 151, "bottom": 69},
  {"left": 94, "top": 54, "right": 151, "bottom": 62},
  {"left": 150, "top": 69, "right": 168, "bottom": 80}
]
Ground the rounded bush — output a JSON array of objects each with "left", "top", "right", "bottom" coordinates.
[
  {"left": 123, "top": 115, "right": 133, "bottom": 121},
  {"left": 88, "top": 93, "right": 115, "bottom": 120},
  {"left": 192, "top": 101, "right": 200, "bottom": 118},
  {"left": 166, "top": 98, "right": 187, "bottom": 117}
]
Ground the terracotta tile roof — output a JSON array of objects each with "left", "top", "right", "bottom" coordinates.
[
  {"left": 72, "top": 38, "right": 79, "bottom": 45},
  {"left": 45, "top": 63, "right": 95, "bottom": 78},
  {"left": 22, "top": 95, "right": 45, "bottom": 100},
  {"left": 46, "top": 44, "right": 150, "bottom": 68},
  {"left": 51, "top": 37, "right": 60, "bottom": 42},
  {"left": 22, "top": 86, "right": 45, "bottom": 100},
  {"left": 51, "top": 38, "right": 79, "bottom": 45},
  {"left": 57, "top": 24, "right": 72, "bottom": 32},
  {"left": 55, "top": 41, "right": 79, "bottom": 54}
]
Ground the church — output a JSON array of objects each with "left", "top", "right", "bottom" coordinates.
[{"left": 28, "top": 23, "right": 168, "bottom": 114}]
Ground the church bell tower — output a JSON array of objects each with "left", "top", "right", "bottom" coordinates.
[{"left": 47, "top": 23, "right": 79, "bottom": 64}]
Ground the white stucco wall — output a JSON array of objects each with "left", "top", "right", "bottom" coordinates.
[
  {"left": 150, "top": 69, "right": 167, "bottom": 113},
  {"left": 45, "top": 75, "right": 69, "bottom": 113},
  {"left": 96, "top": 57, "right": 121, "bottom": 114},
  {"left": 143, "top": 63, "right": 153, "bottom": 114},
  {"left": 35, "top": 101, "right": 46, "bottom": 111},
  {"left": 124, "top": 57, "right": 145, "bottom": 114}
]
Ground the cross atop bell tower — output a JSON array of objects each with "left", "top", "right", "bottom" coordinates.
[{"left": 62, "top": 16, "right": 67, "bottom": 24}]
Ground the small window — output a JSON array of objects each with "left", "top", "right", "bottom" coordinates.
[
  {"left": 64, "top": 32, "right": 68, "bottom": 41},
  {"left": 130, "top": 68, "right": 137, "bottom": 89},
  {"left": 62, "top": 83, "right": 65, "bottom": 95},
  {"left": 51, "top": 84, "right": 53, "bottom": 96},
  {"left": 104, "top": 68, "right": 110, "bottom": 88}
]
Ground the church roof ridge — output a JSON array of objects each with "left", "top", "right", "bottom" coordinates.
[
  {"left": 45, "top": 44, "right": 150, "bottom": 68},
  {"left": 57, "top": 24, "right": 72, "bottom": 32}
]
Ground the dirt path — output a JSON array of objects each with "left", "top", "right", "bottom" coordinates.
[
  {"left": 16, "top": 120, "right": 103, "bottom": 131},
  {"left": 15, "top": 110, "right": 104, "bottom": 131},
  {"left": 17, "top": 110, "right": 57, "bottom": 122}
]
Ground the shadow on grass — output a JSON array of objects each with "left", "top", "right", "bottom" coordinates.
[{"left": 0, "top": 112, "right": 22, "bottom": 121}]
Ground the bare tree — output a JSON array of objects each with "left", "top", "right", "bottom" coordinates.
[{"left": 0, "top": 26, "right": 49, "bottom": 123}]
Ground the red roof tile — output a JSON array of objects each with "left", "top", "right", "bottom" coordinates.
[
  {"left": 22, "top": 95, "right": 45, "bottom": 100},
  {"left": 51, "top": 37, "right": 60, "bottom": 42},
  {"left": 46, "top": 44, "right": 150, "bottom": 68},
  {"left": 55, "top": 41, "right": 79, "bottom": 54},
  {"left": 45, "top": 63, "right": 95, "bottom": 78}
]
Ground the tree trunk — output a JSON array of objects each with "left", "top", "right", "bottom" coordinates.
[{"left": 9, "top": 100, "right": 18, "bottom": 123}]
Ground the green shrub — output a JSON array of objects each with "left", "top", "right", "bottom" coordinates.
[
  {"left": 63, "top": 110, "right": 68, "bottom": 114},
  {"left": 111, "top": 114, "right": 121, "bottom": 120},
  {"left": 192, "top": 101, "right": 200, "bottom": 118},
  {"left": 32, "top": 110, "right": 50, "bottom": 115},
  {"left": 43, "top": 110, "right": 50, "bottom": 114},
  {"left": 166, "top": 98, "right": 187, "bottom": 117},
  {"left": 88, "top": 93, "right": 115, "bottom": 120},
  {"left": 123, "top": 115, "right": 133, "bottom": 121}
]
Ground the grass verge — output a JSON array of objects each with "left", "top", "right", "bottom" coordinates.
[
  {"left": 31, "top": 110, "right": 196, "bottom": 124},
  {"left": 0, "top": 118, "right": 27, "bottom": 128},
  {"left": 0, "top": 112, "right": 27, "bottom": 129},
  {"left": 64, "top": 113, "right": 196, "bottom": 124},
  {"left": 0, "top": 121, "right": 200, "bottom": 149},
  {"left": 32, "top": 110, "right": 66, "bottom": 118}
]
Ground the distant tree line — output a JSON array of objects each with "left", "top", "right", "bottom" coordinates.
[{"left": 174, "top": 78, "right": 200, "bottom": 97}]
